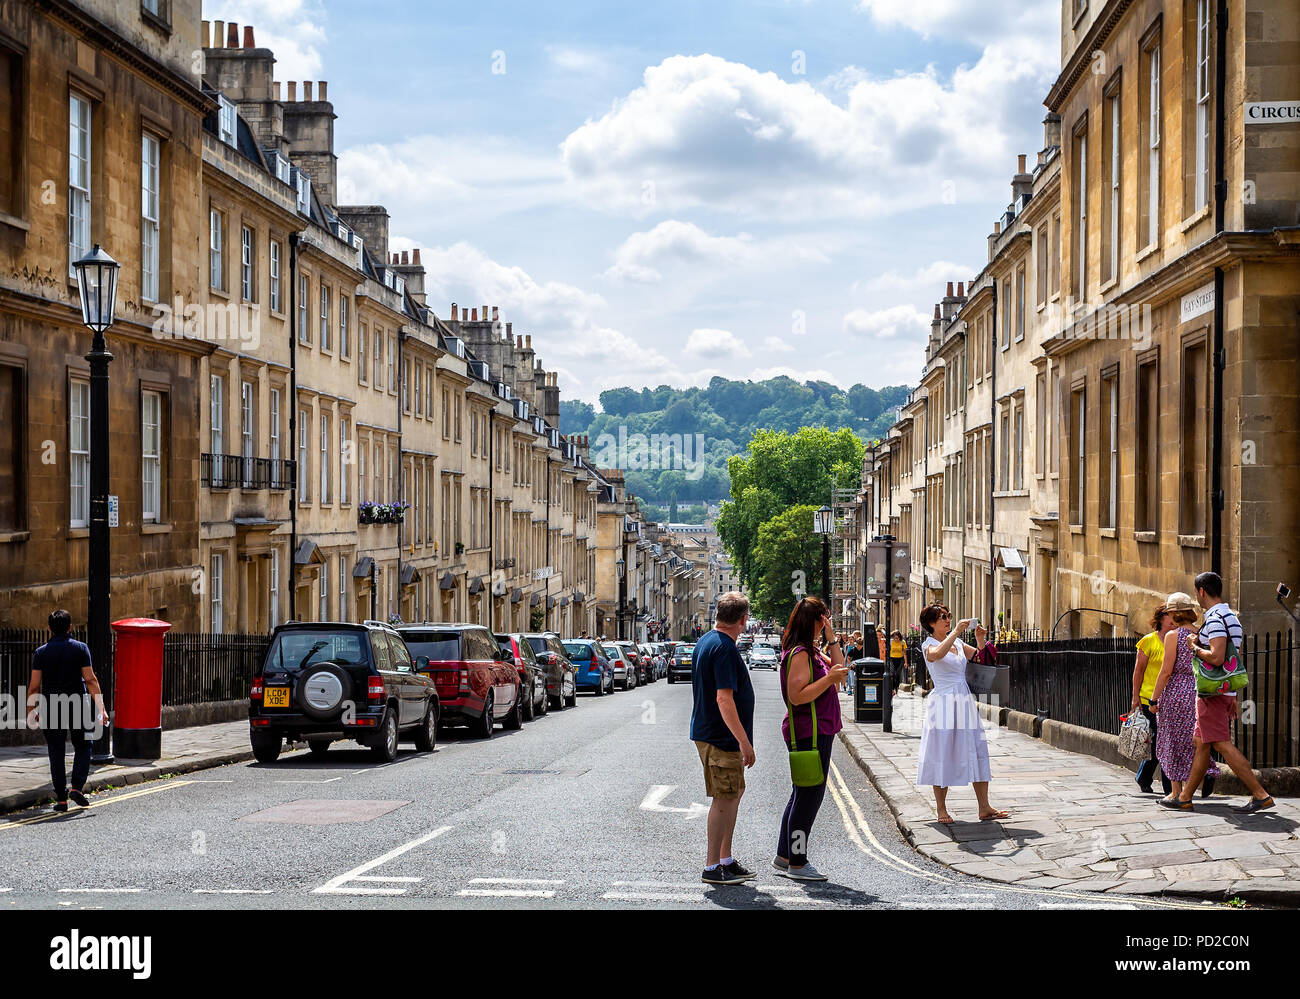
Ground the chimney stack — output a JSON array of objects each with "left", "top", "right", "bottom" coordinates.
[
  {"left": 994, "top": 221, "right": 1002, "bottom": 235},
  {"left": 318, "top": 81, "right": 328, "bottom": 101},
  {"left": 451, "top": 303, "right": 458, "bottom": 321},
  {"left": 213, "top": 20, "right": 225, "bottom": 48},
  {"left": 471, "top": 308, "right": 478, "bottom": 321},
  {"left": 303, "top": 81, "right": 313, "bottom": 101},
  {"left": 412, "top": 248, "right": 420, "bottom": 265},
  {"left": 401, "top": 250, "right": 409, "bottom": 265},
  {"left": 243, "top": 25, "right": 256, "bottom": 48},
  {"left": 287, "top": 81, "right": 297, "bottom": 101},
  {"left": 227, "top": 22, "right": 239, "bottom": 47}
]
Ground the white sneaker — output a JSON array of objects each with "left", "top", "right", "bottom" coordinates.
[{"left": 778, "top": 863, "right": 828, "bottom": 882}]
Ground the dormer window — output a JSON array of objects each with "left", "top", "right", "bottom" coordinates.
[
  {"left": 218, "top": 95, "right": 236, "bottom": 147},
  {"left": 294, "top": 168, "right": 312, "bottom": 215}
]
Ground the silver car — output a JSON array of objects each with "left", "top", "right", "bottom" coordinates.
[
  {"left": 602, "top": 644, "right": 638, "bottom": 691},
  {"left": 749, "top": 643, "right": 779, "bottom": 670}
]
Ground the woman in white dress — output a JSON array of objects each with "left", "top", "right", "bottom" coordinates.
[{"left": 916, "top": 603, "right": 1009, "bottom": 824}]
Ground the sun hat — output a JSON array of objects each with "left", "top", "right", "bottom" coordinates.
[{"left": 1165, "top": 592, "right": 1198, "bottom": 613}]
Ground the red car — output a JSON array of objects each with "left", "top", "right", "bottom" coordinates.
[{"left": 396, "top": 623, "right": 522, "bottom": 738}]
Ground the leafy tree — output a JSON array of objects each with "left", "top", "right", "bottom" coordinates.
[{"left": 751, "top": 505, "right": 822, "bottom": 623}]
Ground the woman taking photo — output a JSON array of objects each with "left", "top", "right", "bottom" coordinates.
[
  {"left": 1130, "top": 603, "right": 1174, "bottom": 795},
  {"left": 774, "top": 596, "right": 849, "bottom": 881},
  {"left": 916, "top": 603, "right": 1008, "bottom": 824},
  {"left": 1150, "top": 592, "right": 1201, "bottom": 806}
]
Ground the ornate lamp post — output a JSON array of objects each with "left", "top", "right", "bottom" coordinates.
[
  {"left": 73, "top": 245, "right": 120, "bottom": 765},
  {"left": 814, "top": 504, "right": 833, "bottom": 604},
  {"left": 616, "top": 557, "right": 626, "bottom": 640}
]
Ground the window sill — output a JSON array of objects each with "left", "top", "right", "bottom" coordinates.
[
  {"left": 0, "top": 211, "right": 30, "bottom": 234},
  {"left": 1099, "top": 527, "right": 1117, "bottom": 539},
  {"left": 209, "top": 285, "right": 230, "bottom": 302},
  {"left": 994, "top": 489, "right": 1030, "bottom": 498},
  {"left": 1180, "top": 204, "right": 1212, "bottom": 233},
  {"left": 1136, "top": 241, "right": 1161, "bottom": 264},
  {"left": 141, "top": 523, "right": 172, "bottom": 535},
  {"left": 1134, "top": 530, "right": 1158, "bottom": 544},
  {"left": 1099, "top": 276, "right": 1119, "bottom": 295},
  {"left": 1179, "top": 534, "right": 1208, "bottom": 549},
  {"left": 1069, "top": 524, "right": 1084, "bottom": 535},
  {"left": 0, "top": 530, "right": 30, "bottom": 544},
  {"left": 69, "top": 527, "right": 89, "bottom": 540}
]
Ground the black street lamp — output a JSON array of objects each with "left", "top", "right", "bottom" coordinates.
[
  {"left": 616, "top": 557, "right": 626, "bottom": 640},
  {"left": 73, "top": 245, "right": 120, "bottom": 765},
  {"left": 814, "top": 504, "right": 832, "bottom": 604}
]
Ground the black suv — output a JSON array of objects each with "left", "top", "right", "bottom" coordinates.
[
  {"left": 249, "top": 621, "right": 438, "bottom": 764},
  {"left": 521, "top": 633, "right": 578, "bottom": 709}
]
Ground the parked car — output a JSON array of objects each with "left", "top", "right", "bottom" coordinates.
[
  {"left": 602, "top": 644, "right": 637, "bottom": 690},
  {"left": 616, "top": 640, "right": 653, "bottom": 685},
  {"left": 249, "top": 621, "right": 438, "bottom": 764},
  {"left": 651, "top": 643, "right": 669, "bottom": 678},
  {"left": 749, "top": 643, "right": 779, "bottom": 670},
  {"left": 667, "top": 643, "right": 695, "bottom": 683},
  {"left": 522, "top": 633, "right": 578, "bottom": 708},
  {"left": 396, "top": 623, "right": 522, "bottom": 738},
  {"left": 736, "top": 636, "right": 753, "bottom": 663},
  {"left": 496, "top": 633, "right": 550, "bottom": 720},
  {"left": 562, "top": 639, "right": 613, "bottom": 695}
]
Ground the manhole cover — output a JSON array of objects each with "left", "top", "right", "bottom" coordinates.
[{"left": 239, "top": 799, "right": 409, "bottom": 825}]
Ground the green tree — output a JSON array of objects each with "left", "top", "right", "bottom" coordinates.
[{"left": 751, "top": 505, "right": 822, "bottom": 623}]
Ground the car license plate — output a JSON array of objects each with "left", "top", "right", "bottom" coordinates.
[{"left": 264, "top": 686, "right": 290, "bottom": 708}]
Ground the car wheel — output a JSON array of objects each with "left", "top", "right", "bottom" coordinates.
[
  {"left": 504, "top": 684, "right": 524, "bottom": 730},
  {"left": 307, "top": 738, "right": 331, "bottom": 759},
  {"left": 522, "top": 680, "right": 536, "bottom": 721},
  {"left": 251, "top": 730, "right": 282, "bottom": 763},
  {"left": 474, "top": 693, "right": 495, "bottom": 739},
  {"left": 371, "top": 709, "right": 399, "bottom": 762},
  {"left": 667, "top": 675, "right": 675, "bottom": 684},
  {"left": 550, "top": 683, "right": 565, "bottom": 711},
  {"left": 413, "top": 702, "right": 437, "bottom": 752},
  {"left": 537, "top": 687, "right": 549, "bottom": 716}
]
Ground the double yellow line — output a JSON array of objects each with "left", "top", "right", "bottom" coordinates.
[{"left": 0, "top": 780, "right": 194, "bottom": 832}]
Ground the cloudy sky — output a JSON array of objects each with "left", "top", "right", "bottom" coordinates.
[{"left": 205, "top": 0, "right": 1062, "bottom": 404}]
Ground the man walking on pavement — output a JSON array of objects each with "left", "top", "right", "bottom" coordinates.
[
  {"left": 690, "top": 591, "right": 757, "bottom": 885},
  {"left": 1161, "top": 571, "right": 1273, "bottom": 814}
]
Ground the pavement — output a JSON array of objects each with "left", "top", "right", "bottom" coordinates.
[
  {"left": 0, "top": 673, "right": 1212, "bottom": 910},
  {"left": 0, "top": 720, "right": 256, "bottom": 815},
  {"left": 838, "top": 689, "right": 1300, "bottom": 906}
]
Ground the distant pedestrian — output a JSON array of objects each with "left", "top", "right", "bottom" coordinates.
[
  {"left": 1150, "top": 592, "right": 1201, "bottom": 804},
  {"left": 889, "top": 630, "right": 906, "bottom": 685},
  {"left": 690, "top": 591, "right": 757, "bottom": 885},
  {"left": 1130, "top": 602, "right": 1175, "bottom": 795},
  {"left": 916, "top": 604, "right": 1007, "bottom": 823},
  {"left": 774, "top": 597, "right": 848, "bottom": 881},
  {"left": 842, "top": 632, "right": 862, "bottom": 694},
  {"left": 26, "top": 610, "right": 106, "bottom": 812},
  {"left": 1161, "top": 573, "right": 1274, "bottom": 813}
]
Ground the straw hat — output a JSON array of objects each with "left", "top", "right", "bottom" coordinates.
[{"left": 1164, "top": 591, "right": 1198, "bottom": 613}]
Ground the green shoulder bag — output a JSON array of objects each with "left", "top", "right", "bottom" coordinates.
[{"left": 783, "top": 647, "right": 824, "bottom": 787}]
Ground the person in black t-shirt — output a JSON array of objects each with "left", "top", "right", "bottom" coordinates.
[{"left": 27, "top": 609, "right": 106, "bottom": 812}]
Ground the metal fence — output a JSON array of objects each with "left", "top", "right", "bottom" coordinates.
[
  {"left": 905, "top": 632, "right": 1298, "bottom": 769},
  {"left": 0, "top": 628, "right": 268, "bottom": 708}
]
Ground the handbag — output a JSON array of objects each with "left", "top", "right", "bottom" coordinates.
[
  {"left": 782, "top": 647, "right": 824, "bottom": 788},
  {"left": 1118, "top": 710, "right": 1151, "bottom": 761},
  {"left": 965, "top": 640, "right": 1010, "bottom": 701},
  {"left": 1192, "top": 633, "right": 1249, "bottom": 697}
]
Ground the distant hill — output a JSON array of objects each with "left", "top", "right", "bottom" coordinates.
[{"left": 559, "top": 375, "right": 911, "bottom": 509}]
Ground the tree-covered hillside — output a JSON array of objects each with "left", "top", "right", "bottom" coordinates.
[{"left": 558, "top": 375, "right": 910, "bottom": 509}]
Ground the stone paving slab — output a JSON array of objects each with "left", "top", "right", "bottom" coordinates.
[
  {"left": 0, "top": 719, "right": 271, "bottom": 815},
  {"left": 836, "top": 690, "right": 1300, "bottom": 906}
]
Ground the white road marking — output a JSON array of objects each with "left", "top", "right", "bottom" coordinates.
[
  {"left": 352, "top": 875, "right": 423, "bottom": 883},
  {"left": 639, "top": 784, "right": 709, "bottom": 818},
  {"left": 467, "top": 878, "right": 565, "bottom": 885},
  {"left": 313, "top": 825, "right": 452, "bottom": 896},
  {"left": 1039, "top": 902, "right": 1139, "bottom": 910},
  {"left": 458, "top": 888, "right": 556, "bottom": 898},
  {"left": 274, "top": 777, "right": 343, "bottom": 784},
  {"left": 902, "top": 892, "right": 998, "bottom": 899},
  {"left": 604, "top": 891, "right": 706, "bottom": 903},
  {"left": 57, "top": 888, "right": 144, "bottom": 893},
  {"left": 193, "top": 889, "right": 276, "bottom": 894},
  {"left": 186, "top": 779, "right": 235, "bottom": 783}
]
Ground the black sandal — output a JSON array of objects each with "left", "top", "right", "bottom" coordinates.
[{"left": 1232, "top": 796, "right": 1274, "bottom": 814}]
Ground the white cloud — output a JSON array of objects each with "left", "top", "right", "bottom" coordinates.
[
  {"left": 856, "top": 259, "right": 974, "bottom": 295},
  {"left": 203, "top": 0, "right": 328, "bottom": 80},
  {"left": 604, "top": 219, "right": 826, "bottom": 283},
  {"left": 561, "top": 51, "right": 1051, "bottom": 219},
  {"left": 746, "top": 365, "right": 840, "bottom": 383},
  {"left": 545, "top": 44, "right": 614, "bottom": 75},
  {"left": 842, "top": 304, "right": 931, "bottom": 339},
  {"left": 762, "top": 336, "right": 795, "bottom": 353},
  {"left": 685, "top": 328, "right": 751, "bottom": 359},
  {"left": 854, "top": 0, "right": 1058, "bottom": 54}
]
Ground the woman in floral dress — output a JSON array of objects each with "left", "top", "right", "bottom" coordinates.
[{"left": 1150, "top": 592, "right": 1201, "bottom": 805}]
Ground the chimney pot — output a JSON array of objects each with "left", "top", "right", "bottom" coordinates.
[
  {"left": 957, "top": 282, "right": 965, "bottom": 297},
  {"left": 1017, "top": 153, "right": 1027, "bottom": 174},
  {"left": 318, "top": 81, "right": 327, "bottom": 101},
  {"left": 451, "top": 303, "right": 458, "bottom": 320},
  {"left": 471, "top": 308, "right": 478, "bottom": 321},
  {"left": 303, "top": 81, "right": 313, "bottom": 101},
  {"left": 227, "top": 22, "right": 239, "bottom": 47},
  {"left": 934, "top": 304, "right": 941, "bottom": 319},
  {"left": 412, "top": 248, "right": 421, "bottom": 265},
  {"left": 945, "top": 282, "right": 954, "bottom": 297},
  {"left": 401, "top": 250, "right": 409, "bottom": 265},
  {"left": 214, "top": 20, "right": 225, "bottom": 48},
  {"left": 481, "top": 304, "right": 488, "bottom": 321},
  {"left": 202, "top": 20, "right": 211, "bottom": 46},
  {"left": 273, "top": 81, "right": 281, "bottom": 100},
  {"left": 287, "top": 81, "right": 297, "bottom": 101},
  {"left": 243, "top": 25, "right": 255, "bottom": 48},
  {"left": 525, "top": 335, "right": 532, "bottom": 349},
  {"left": 492, "top": 306, "right": 499, "bottom": 321},
  {"left": 994, "top": 221, "right": 1002, "bottom": 234}
]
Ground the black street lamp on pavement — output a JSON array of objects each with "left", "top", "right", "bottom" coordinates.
[
  {"left": 616, "top": 558, "right": 626, "bottom": 641},
  {"left": 73, "top": 244, "right": 120, "bottom": 765},
  {"left": 814, "top": 504, "right": 833, "bottom": 604}
]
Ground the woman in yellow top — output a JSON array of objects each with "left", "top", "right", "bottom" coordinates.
[
  {"left": 1130, "top": 603, "right": 1173, "bottom": 794},
  {"left": 889, "top": 631, "right": 906, "bottom": 686}
]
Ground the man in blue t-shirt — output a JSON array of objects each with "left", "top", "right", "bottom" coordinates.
[{"left": 690, "top": 591, "right": 756, "bottom": 886}]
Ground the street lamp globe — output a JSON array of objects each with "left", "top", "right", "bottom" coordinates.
[
  {"left": 813, "top": 505, "right": 833, "bottom": 535},
  {"left": 73, "top": 244, "right": 121, "bottom": 335},
  {"left": 616, "top": 558, "right": 625, "bottom": 580}
]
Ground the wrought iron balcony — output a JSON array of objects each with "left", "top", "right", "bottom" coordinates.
[{"left": 202, "top": 453, "right": 296, "bottom": 491}]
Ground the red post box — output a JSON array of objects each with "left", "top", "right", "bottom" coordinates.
[{"left": 111, "top": 617, "right": 171, "bottom": 760}]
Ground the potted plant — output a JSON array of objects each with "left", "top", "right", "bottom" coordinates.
[
  {"left": 359, "top": 501, "right": 377, "bottom": 525},
  {"left": 454, "top": 540, "right": 464, "bottom": 557}
]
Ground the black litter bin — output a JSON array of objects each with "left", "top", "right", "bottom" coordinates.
[{"left": 853, "top": 657, "right": 891, "bottom": 724}]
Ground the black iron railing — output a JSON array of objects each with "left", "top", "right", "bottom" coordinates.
[{"left": 201, "top": 453, "right": 296, "bottom": 491}]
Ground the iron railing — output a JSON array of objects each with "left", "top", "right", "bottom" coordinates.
[{"left": 201, "top": 453, "right": 295, "bottom": 491}]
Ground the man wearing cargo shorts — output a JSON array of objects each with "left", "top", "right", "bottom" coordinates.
[{"left": 690, "top": 591, "right": 756, "bottom": 885}]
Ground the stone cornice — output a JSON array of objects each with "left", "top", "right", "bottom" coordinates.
[
  {"left": 1046, "top": 0, "right": 1135, "bottom": 113},
  {"left": 0, "top": 287, "right": 216, "bottom": 358}
]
